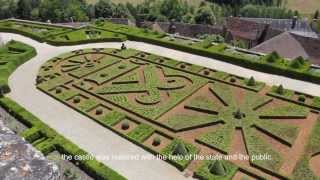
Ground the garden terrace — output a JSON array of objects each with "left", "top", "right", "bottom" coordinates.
[
  {"left": 0, "top": 19, "right": 72, "bottom": 41},
  {"left": 2, "top": 19, "right": 320, "bottom": 84},
  {"left": 36, "top": 48, "right": 320, "bottom": 179}
]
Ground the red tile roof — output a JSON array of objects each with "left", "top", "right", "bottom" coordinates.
[
  {"left": 226, "top": 17, "right": 269, "bottom": 41},
  {"left": 251, "top": 32, "right": 320, "bottom": 65}
]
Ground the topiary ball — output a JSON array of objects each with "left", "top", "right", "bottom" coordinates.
[
  {"left": 204, "top": 70, "right": 210, "bottom": 75},
  {"left": 230, "top": 77, "right": 236, "bottom": 83},
  {"left": 95, "top": 108, "right": 103, "bottom": 115},
  {"left": 152, "top": 137, "right": 161, "bottom": 146},
  {"left": 55, "top": 87, "right": 62, "bottom": 94},
  {"left": 121, "top": 121, "right": 130, "bottom": 130},
  {"left": 298, "top": 95, "right": 306, "bottom": 102},
  {"left": 73, "top": 96, "right": 81, "bottom": 103}
]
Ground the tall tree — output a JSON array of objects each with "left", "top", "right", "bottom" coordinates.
[
  {"left": 95, "top": 0, "right": 114, "bottom": 18},
  {"left": 194, "top": 4, "right": 216, "bottom": 25},
  {"left": 17, "top": 0, "right": 32, "bottom": 19}
]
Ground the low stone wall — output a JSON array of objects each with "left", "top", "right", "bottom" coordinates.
[
  {"left": 141, "top": 21, "right": 224, "bottom": 37},
  {"left": 0, "top": 119, "right": 60, "bottom": 180}
]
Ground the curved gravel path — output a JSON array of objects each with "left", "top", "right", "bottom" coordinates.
[{"left": 2, "top": 32, "right": 320, "bottom": 179}]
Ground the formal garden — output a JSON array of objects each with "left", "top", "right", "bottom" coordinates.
[
  {"left": 0, "top": 19, "right": 320, "bottom": 180},
  {"left": 34, "top": 47, "right": 320, "bottom": 180}
]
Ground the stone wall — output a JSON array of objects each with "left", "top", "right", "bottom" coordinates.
[
  {"left": 141, "top": 21, "right": 224, "bottom": 37},
  {"left": 0, "top": 118, "right": 60, "bottom": 180}
]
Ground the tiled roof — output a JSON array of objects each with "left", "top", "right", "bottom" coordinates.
[
  {"left": 251, "top": 32, "right": 320, "bottom": 65},
  {"left": 226, "top": 17, "right": 269, "bottom": 40},
  {"left": 243, "top": 18, "right": 318, "bottom": 38}
]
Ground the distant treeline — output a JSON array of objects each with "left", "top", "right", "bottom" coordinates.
[{"left": 0, "top": 0, "right": 300, "bottom": 24}]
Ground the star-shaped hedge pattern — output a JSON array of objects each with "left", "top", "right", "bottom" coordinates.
[{"left": 182, "top": 82, "right": 308, "bottom": 172}]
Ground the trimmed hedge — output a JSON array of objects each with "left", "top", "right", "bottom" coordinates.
[
  {"left": 0, "top": 41, "right": 36, "bottom": 94},
  {"left": 0, "top": 97, "right": 126, "bottom": 180},
  {"left": 20, "top": 127, "right": 42, "bottom": 143},
  {"left": 0, "top": 20, "right": 73, "bottom": 42}
]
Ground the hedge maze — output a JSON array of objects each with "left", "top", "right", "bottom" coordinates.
[{"left": 36, "top": 48, "right": 319, "bottom": 179}]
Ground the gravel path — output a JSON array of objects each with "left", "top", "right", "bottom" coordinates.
[{"left": 2, "top": 32, "right": 320, "bottom": 180}]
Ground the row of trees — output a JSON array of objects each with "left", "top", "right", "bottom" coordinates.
[{"left": 0, "top": 0, "right": 298, "bottom": 24}]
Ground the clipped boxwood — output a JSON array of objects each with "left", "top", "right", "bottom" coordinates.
[
  {"left": 0, "top": 97, "right": 126, "bottom": 180},
  {"left": 20, "top": 127, "right": 42, "bottom": 143}
]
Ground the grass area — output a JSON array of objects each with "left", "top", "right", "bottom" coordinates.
[
  {"left": 96, "top": 111, "right": 126, "bottom": 126},
  {"left": 127, "top": 123, "right": 155, "bottom": 142},
  {"left": 197, "top": 124, "right": 234, "bottom": 154},
  {"left": 85, "top": 61, "right": 139, "bottom": 85},
  {"left": 292, "top": 118, "right": 320, "bottom": 179},
  {"left": 163, "top": 114, "right": 220, "bottom": 131},
  {"left": 286, "top": 0, "right": 320, "bottom": 17},
  {"left": 243, "top": 127, "right": 283, "bottom": 172}
]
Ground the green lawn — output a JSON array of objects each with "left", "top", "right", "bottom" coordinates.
[{"left": 286, "top": 0, "right": 320, "bottom": 16}]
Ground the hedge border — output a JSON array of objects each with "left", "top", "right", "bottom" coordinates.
[
  {"left": 0, "top": 41, "right": 37, "bottom": 94},
  {"left": 0, "top": 97, "right": 126, "bottom": 180}
]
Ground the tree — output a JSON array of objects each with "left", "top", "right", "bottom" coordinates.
[
  {"left": 17, "top": 0, "right": 32, "bottom": 19},
  {"left": 160, "top": 0, "right": 188, "bottom": 21},
  {"left": 113, "top": 3, "right": 130, "bottom": 18},
  {"left": 86, "top": 4, "right": 96, "bottom": 20},
  {"left": 95, "top": 0, "right": 115, "bottom": 18},
  {"left": 194, "top": 5, "right": 216, "bottom": 25},
  {"left": 315, "top": 10, "right": 319, "bottom": 19},
  {"left": 39, "top": 0, "right": 88, "bottom": 22},
  {"left": 31, "top": 8, "right": 39, "bottom": 20}
]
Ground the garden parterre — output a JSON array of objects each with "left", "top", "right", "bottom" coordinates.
[
  {"left": 1, "top": 19, "right": 320, "bottom": 84},
  {"left": 36, "top": 47, "right": 320, "bottom": 179}
]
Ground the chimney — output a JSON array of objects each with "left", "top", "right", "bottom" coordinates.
[{"left": 291, "top": 16, "right": 298, "bottom": 29}]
